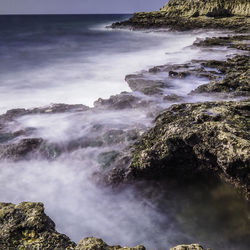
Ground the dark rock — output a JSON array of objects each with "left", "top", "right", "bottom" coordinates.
[
  {"left": 194, "top": 35, "right": 250, "bottom": 51},
  {"left": 163, "top": 94, "right": 184, "bottom": 102},
  {"left": 125, "top": 74, "right": 168, "bottom": 95},
  {"left": 0, "top": 104, "right": 89, "bottom": 123},
  {"left": 0, "top": 138, "right": 43, "bottom": 160},
  {"left": 94, "top": 92, "right": 144, "bottom": 109},
  {"left": 169, "top": 71, "right": 190, "bottom": 79},
  {"left": 98, "top": 151, "right": 120, "bottom": 169}
]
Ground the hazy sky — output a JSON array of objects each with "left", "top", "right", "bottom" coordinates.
[{"left": 0, "top": 0, "right": 167, "bottom": 14}]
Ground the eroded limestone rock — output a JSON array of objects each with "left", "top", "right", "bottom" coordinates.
[
  {"left": 170, "top": 244, "right": 206, "bottom": 250},
  {"left": 0, "top": 202, "right": 76, "bottom": 249},
  {"left": 112, "top": 0, "right": 249, "bottom": 32},
  {"left": 109, "top": 100, "right": 250, "bottom": 199},
  {"left": 75, "top": 237, "right": 145, "bottom": 250}
]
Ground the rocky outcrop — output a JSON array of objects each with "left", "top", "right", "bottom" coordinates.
[
  {"left": 0, "top": 202, "right": 211, "bottom": 250},
  {"left": 0, "top": 202, "right": 76, "bottom": 249},
  {"left": 109, "top": 100, "right": 250, "bottom": 199},
  {"left": 194, "top": 35, "right": 250, "bottom": 51},
  {"left": 161, "top": 0, "right": 250, "bottom": 17},
  {"left": 75, "top": 237, "right": 145, "bottom": 250},
  {"left": 170, "top": 244, "right": 207, "bottom": 250},
  {"left": 192, "top": 55, "right": 250, "bottom": 97},
  {"left": 111, "top": 0, "right": 250, "bottom": 31}
]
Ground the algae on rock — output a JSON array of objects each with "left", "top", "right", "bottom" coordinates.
[
  {"left": 109, "top": 100, "right": 250, "bottom": 199},
  {"left": 75, "top": 237, "right": 145, "bottom": 250},
  {"left": 0, "top": 202, "right": 76, "bottom": 249}
]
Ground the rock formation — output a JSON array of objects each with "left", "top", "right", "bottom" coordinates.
[
  {"left": 112, "top": 0, "right": 250, "bottom": 31},
  {"left": 161, "top": 0, "right": 250, "bottom": 17},
  {"left": 109, "top": 100, "right": 250, "bottom": 199},
  {"left": 1, "top": 202, "right": 208, "bottom": 250}
]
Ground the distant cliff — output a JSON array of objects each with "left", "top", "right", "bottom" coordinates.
[
  {"left": 112, "top": 0, "right": 250, "bottom": 31},
  {"left": 161, "top": 0, "right": 250, "bottom": 17}
]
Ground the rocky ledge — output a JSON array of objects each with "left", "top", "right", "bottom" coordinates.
[
  {"left": 0, "top": 202, "right": 208, "bottom": 250},
  {"left": 112, "top": 0, "right": 250, "bottom": 32},
  {"left": 108, "top": 100, "right": 250, "bottom": 199}
]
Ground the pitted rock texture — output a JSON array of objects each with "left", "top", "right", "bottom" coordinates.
[
  {"left": 75, "top": 237, "right": 145, "bottom": 250},
  {"left": 0, "top": 202, "right": 76, "bottom": 250},
  {"left": 110, "top": 100, "right": 250, "bottom": 199},
  {"left": 192, "top": 55, "right": 250, "bottom": 97},
  {"left": 161, "top": 0, "right": 250, "bottom": 17},
  {"left": 170, "top": 244, "right": 209, "bottom": 250}
]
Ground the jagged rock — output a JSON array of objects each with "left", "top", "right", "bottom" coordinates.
[
  {"left": 109, "top": 100, "right": 250, "bottom": 199},
  {"left": 0, "top": 202, "right": 147, "bottom": 250},
  {"left": 194, "top": 35, "right": 250, "bottom": 51},
  {"left": 170, "top": 244, "right": 207, "bottom": 250},
  {"left": 75, "top": 237, "right": 145, "bottom": 250},
  {"left": 192, "top": 55, "right": 250, "bottom": 96},
  {"left": 94, "top": 92, "right": 148, "bottom": 109},
  {"left": 125, "top": 74, "right": 168, "bottom": 95},
  {"left": 0, "top": 202, "right": 76, "bottom": 250},
  {"left": 0, "top": 104, "right": 89, "bottom": 123}
]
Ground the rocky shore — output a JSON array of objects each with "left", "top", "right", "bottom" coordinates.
[
  {"left": 1, "top": 0, "right": 249, "bottom": 249},
  {"left": 112, "top": 0, "right": 250, "bottom": 32}
]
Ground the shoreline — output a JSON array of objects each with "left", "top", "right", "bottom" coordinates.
[{"left": 0, "top": 4, "right": 250, "bottom": 250}]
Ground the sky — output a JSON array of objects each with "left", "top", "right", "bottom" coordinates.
[{"left": 0, "top": 0, "right": 167, "bottom": 14}]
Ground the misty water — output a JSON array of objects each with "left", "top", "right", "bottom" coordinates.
[{"left": 0, "top": 15, "right": 249, "bottom": 250}]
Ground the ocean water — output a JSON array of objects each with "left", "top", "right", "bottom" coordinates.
[{"left": 0, "top": 15, "right": 249, "bottom": 250}]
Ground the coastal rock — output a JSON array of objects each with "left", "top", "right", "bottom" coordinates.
[
  {"left": 0, "top": 202, "right": 146, "bottom": 250},
  {"left": 0, "top": 138, "right": 44, "bottom": 160},
  {"left": 194, "top": 35, "right": 250, "bottom": 51},
  {"left": 75, "top": 237, "right": 145, "bottom": 250},
  {"left": 112, "top": 0, "right": 250, "bottom": 31},
  {"left": 0, "top": 104, "right": 89, "bottom": 123},
  {"left": 192, "top": 55, "right": 250, "bottom": 96},
  {"left": 0, "top": 202, "right": 76, "bottom": 249},
  {"left": 110, "top": 100, "right": 250, "bottom": 199},
  {"left": 161, "top": 0, "right": 250, "bottom": 17},
  {"left": 125, "top": 74, "right": 167, "bottom": 95},
  {"left": 170, "top": 244, "right": 206, "bottom": 250},
  {"left": 94, "top": 92, "right": 149, "bottom": 109}
]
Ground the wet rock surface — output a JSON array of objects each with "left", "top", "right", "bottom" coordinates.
[
  {"left": 109, "top": 100, "right": 250, "bottom": 199},
  {"left": 192, "top": 55, "right": 250, "bottom": 96},
  {"left": 194, "top": 35, "right": 250, "bottom": 51}
]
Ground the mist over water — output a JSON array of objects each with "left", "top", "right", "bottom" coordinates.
[{"left": 0, "top": 15, "right": 250, "bottom": 250}]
